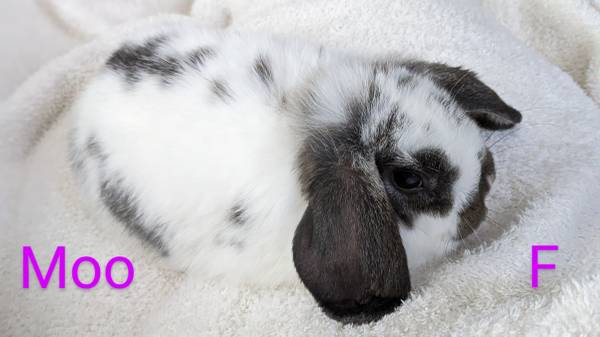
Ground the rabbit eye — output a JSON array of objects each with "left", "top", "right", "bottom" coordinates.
[{"left": 392, "top": 169, "right": 423, "bottom": 191}]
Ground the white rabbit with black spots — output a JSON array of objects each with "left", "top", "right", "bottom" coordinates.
[{"left": 69, "top": 24, "right": 521, "bottom": 324}]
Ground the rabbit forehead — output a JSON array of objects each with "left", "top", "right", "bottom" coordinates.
[
  {"left": 392, "top": 78, "right": 484, "bottom": 210},
  {"left": 305, "top": 62, "right": 485, "bottom": 195},
  {"left": 355, "top": 69, "right": 484, "bottom": 184}
]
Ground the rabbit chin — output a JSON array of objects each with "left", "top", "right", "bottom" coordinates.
[{"left": 399, "top": 213, "right": 460, "bottom": 276}]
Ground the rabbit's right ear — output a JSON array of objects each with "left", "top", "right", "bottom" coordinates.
[
  {"left": 404, "top": 61, "right": 522, "bottom": 130},
  {"left": 292, "top": 134, "right": 411, "bottom": 324}
]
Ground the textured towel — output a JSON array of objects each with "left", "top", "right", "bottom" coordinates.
[
  {"left": 1, "top": 1, "right": 600, "bottom": 336},
  {"left": 483, "top": 0, "right": 600, "bottom": 105}
]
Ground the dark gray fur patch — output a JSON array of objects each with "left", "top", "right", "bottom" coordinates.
[
  {"left": 76, "top": 136, "right": 169, "bottom": 255},
  {"left": 379, "top": 148, "right": 459, "bottom": 227},
  {"left": 186, "top": 47, "right": 215, "bottom": 68},
  {"left": 68, "top": 134, "right": 107, "bottom": 174},
  {"left": 345, "top": 78, "right": 382, "bottom": 143},
  {"left": 367, "top": 79, "right": 382, "bottom": 104},
  {"left": 100, "top": 176, "right": 169, "bottom": 255},
  {"left": 368, "top": 105, "right": 405, "bottom": 153},
  {"left": 253, "top": 55, "right": 273, "bottom": 88},
  {"left": 412, "top": 148, "right": 459, "bottom": 215},
  {"left": 85, "top": 136, "right": 107, "bottom": 161},
  {"left": 397, "top": 75, "right": 416, "bottom": 88},
  {"left": 345, "top": 69, "right": 403, "bottom": 154},
  {"left": 456, "top": 149, "right": 495, "bottom": 239},
  {"left": 213, "top": 202, "right": 250, "bottom": 250},
  {"left": 211, "top": 80, "right": 233, "bottom": 101},
  {"left": 229, "top": 203, "right": 247, "bottom": 226},
  {"left": 106, "top": 35, "right": 184, "bottom": 85}
]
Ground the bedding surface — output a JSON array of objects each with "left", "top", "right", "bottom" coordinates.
[{"left": 1, "top": 1, "right": 600, "bottom": 336}]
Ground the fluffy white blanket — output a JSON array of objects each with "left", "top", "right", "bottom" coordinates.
[
  {"left": 2, "top": 1, "right": 600, "bottom": 336},
  {"left": 483, "top": 0, "right": 600, "bottom": 104}
]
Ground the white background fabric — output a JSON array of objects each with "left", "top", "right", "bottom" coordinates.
[{"left": 1, "top": 1, "right": 600, "bottom": 336}]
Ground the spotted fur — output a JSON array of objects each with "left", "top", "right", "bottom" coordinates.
[
  {"left": 106, "top": 35, "right": 184, "bottom": 85},
  {"left": 69, "top": 25, "right": 521, "bottom": 324}
]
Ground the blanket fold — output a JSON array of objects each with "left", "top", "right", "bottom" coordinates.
[{"left": 2, "top": 1, "right": 600, "bottom": 336}]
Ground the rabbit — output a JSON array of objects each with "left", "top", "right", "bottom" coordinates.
[{"left": 68, "top": 24, "right": 521, "bottom": 324}]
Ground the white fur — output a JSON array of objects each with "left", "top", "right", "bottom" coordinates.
[{"left": 70, "top": 25, "right": 486, "bottom": 285}]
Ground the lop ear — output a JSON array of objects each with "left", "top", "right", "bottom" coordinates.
[
  {"left": 293, "top": 137, "right": 411, "bottom": 324},
  {"left": 404, "top": 61, "right": 522, "bottom": 130}
]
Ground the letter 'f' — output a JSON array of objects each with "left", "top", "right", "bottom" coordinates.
[{"left": 531, "top": 245, "right": 558, "bottom": 288}]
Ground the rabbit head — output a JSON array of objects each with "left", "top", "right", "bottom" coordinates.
[{"left": 292, "top": 59, "right": 522, "bottom": 324}]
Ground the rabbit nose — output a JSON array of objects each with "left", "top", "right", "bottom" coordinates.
[{"left": 320, "top": 295, "right": 404, "bottom": 324}]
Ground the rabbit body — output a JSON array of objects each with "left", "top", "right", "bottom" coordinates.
[{"left": 69, "top": 24, "right": 521, "bottom": 295}]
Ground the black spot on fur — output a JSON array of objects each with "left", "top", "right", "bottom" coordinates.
[
  {"left": 346, "top": 99, "right": 370, "bottom": 139},
  {"left": 213, "top": 202, "right": 251, "bottom": 250},
  {"left": 186, "top": 47, "right": 215, "bottom": 68},
  {"left": 367, "top": 80, "right": 381, "bottom": 105},
  {"left": 368, "top": 105, "right": 405, "bottom": 153},
  {"left": 343, "top": 77, "right": 385, "bottom": 153},
  {"left": 344, "top": 69, "right": 404, "bottom": 155},
  {"left": 229, "top": 203, "right": 247, "bottom": 226},
  {"left": 457, "top": 149, "right": 495, "bottom": 239},
  {"left": 253, "top": 55, "right": 273, "bottom": 88},
  {"left": 68, "top": 134, "right": 107, "bottom": 174},
  {"left": 107, "top": 35, "right": 184, "bottom": 85},
  {"left": 100, "top": 176, "right": 169, "bottom": 256},
  {"left": 79, "top": 136, "right": 169, "bottom": 255},
  {"left": 85, "top": 136, "right": 107, "bottom": 160},
  {"left": 211, "top": 80, "right": 233, "bottom": 102},
  {"left": 412, "top": 148, "right": 459, "bottom": 215}
]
